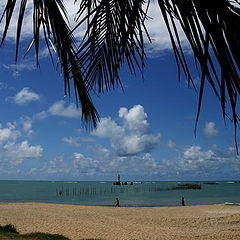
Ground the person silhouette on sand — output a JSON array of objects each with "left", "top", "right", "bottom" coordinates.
[
  {"left": 182, "top": 197, "right": 185, "bottom": 206},
  {"left": 115, "top": 197, "right": 120, "bottom": 207}
]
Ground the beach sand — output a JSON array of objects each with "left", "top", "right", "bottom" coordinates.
[{"left": 0, "top": 203, "right": 240, "bottom": 240}]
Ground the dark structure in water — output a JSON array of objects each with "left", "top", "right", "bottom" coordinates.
[
  {"left": 113, "top": 174, "right": 121, "bottom": 185},
  {"left": 170, "top": 183, "right": 202, "bottom": 190},
  {"left": 204, "top": 182, "right": 219, "bottom": 185},
  {"left": 112, "top": 175, "right": 136, "bottom": 185}
]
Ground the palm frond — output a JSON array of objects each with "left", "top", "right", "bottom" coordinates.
[
  {"left": 0, "top": 0, "right": 99, "bottom": 129},
  {"left": 73, "top": 0, "right": 150, "bottom": 93},
  {"left": 42, "top": 0, "right": 100, "bottom": 128},
  {"left": 0, "top": 0, "right": 17, "bottom": 45},
  {"left": 158, "top": 0, "right": 240, "bottom": 151}
]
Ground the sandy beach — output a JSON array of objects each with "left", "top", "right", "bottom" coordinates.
[{"left": 0, "top": 203, "right": 240, "bottom": 240}]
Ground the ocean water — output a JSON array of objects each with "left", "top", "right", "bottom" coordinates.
[{"left": 0, "top": 180, "right": 239, "bottom": 207}]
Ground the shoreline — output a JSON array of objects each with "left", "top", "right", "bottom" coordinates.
[
  {"left": 0, "top": 202, "right": 240, "bottom": 239},
  {"left": 0, "top": 200, "right": 240, "bottom": 207}
]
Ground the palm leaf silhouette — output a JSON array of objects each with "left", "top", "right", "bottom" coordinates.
[
  {"left": 0, "top": 0, "right": 99, "bottom": 129},
  {"left": 158, "top": 0, "right": 240, "bottom": 151},
  {"left": 74, "top": 0, "right": 149, "bottom": 93}
]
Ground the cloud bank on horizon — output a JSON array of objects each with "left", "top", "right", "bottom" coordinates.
[{"left": 0, "top": 100, "right": 238, "bottom": 180}]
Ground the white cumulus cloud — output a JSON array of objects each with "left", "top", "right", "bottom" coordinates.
[
  {"left": 72, "top": 146, "right": 160, "bottom": 177},
  {"left": 44, "top": 155, "right": 70, "bottom": 174},
  {"left": 0, "top": 123, "right": 20, "bottom": 143},
  {"left": 62, "top": 136, "right": 81, "bottom": 147},
  {"left": 4, "top": 141, "right": 43, "bottom": 166},
  {"left": 10, "top": 87, "right": 40, "bottom": 104},
  {"left": 183, "top": 145, "right": 215, "bottom": 162},
  {"left": 0, "top": 122, "right": 43, "bottom": 166},
  {"left": 204, "top": 122, "right": 219, "bottom": 138},
  {"left": 33, "top": 100, "right": 81, "bottom": 121},
  {"left": 93, "top": 117, "right": 124, "bottom": 138},
  {"left": 93, "top": 105, "right": 160, "bottom": 155},
  {"left": 20, "top": 116, "right": 33, "bottom": 135},
  {"left": 73, "top": 152, "right": 101, "bottom": 175},
  {"left": 48, "top": 100, "right": 81, "bottom": 118}
]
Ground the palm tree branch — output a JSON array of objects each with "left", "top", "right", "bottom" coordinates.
[
  {"left": 42, "top": 0, "right": 99, "bottom": 128},
  {"left": 75, "top": 0, "right": 150, "bottom": 94},
  {"left": 0, "top": 0, "right": 99, "bottom": 129},
  {"left": 0, "top": 0, "right": 17, "bottom": 45},
  {"left": 158, "top": 0, "right": 240, "bottom": 147}
]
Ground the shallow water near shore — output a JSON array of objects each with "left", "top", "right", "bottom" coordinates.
[{"left": 0, "top": 180, "right": 239, "bottom": 207}]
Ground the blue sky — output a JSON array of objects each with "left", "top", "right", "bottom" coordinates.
[{"left": 0, "top": 0, "right": 239, "bottom": 181}]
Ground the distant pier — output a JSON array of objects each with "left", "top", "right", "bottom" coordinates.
[{"left": 112, "top": 174, "right": 142, "bottom": 185}]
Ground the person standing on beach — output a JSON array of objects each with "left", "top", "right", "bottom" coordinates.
[
  {"left": 115, "top": 198, "right": 120, "bottom": 207},
  {"left": 181, "top": 197, "right": 185, "bottom": 206}
]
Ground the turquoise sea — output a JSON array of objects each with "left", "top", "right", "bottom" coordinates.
[{"left": 0, "top": 180, "right": 240, "bottom": 207}]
